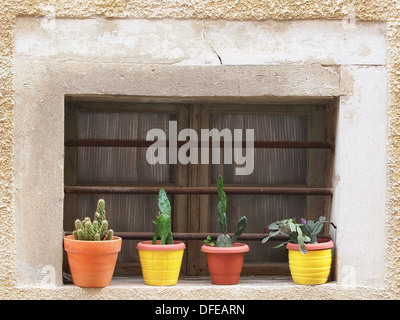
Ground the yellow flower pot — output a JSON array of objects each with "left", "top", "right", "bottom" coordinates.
[
  {"left": 137, "top": 240, "right": 185, "bottom": 286},
  {"left": 286, "top": 239, "right": 334, "bottom": 285}
]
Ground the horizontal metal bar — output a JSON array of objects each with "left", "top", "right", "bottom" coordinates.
[
  {"left": 64, "top": 186, "right": 333, "bottom": 196},
  {"left": 114, "top": 232, "right": 272, "bottom": 241},
  {"left": 65, "top": 139, "right": 334, "bottom": 149},
  {"left": 64, "top": 231, "right": 331, "bottom": 241}
]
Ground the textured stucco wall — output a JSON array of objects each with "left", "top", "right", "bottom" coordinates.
[{"left": 1, "top": 0, "right": 400, "bottom": 300}]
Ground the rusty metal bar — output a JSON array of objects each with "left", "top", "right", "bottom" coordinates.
[
  {"left": 65, "top": 139, "right": 334, "bottom": 149},
  {"left": 64, "top": 186, "right": 333, "bottom": 196},
  {"left": 63, "top": 231, "right": 331, "bottom": 241}
]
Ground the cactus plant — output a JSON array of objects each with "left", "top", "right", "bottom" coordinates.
[
  {"left": 205, "top": 175, "right": 247, "bottom": 247},
  {"left": 152, "top": 188, "right": 174, "bottom": 245},
  {"left": 73, "top": 199, "right": 114, "bottom": 241}
]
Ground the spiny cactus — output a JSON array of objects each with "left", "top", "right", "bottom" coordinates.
[
  {"left": 152, "top": 189, "right": 174, "bottom": 245},
  {"left": 73, "top": 199, "right": 114, "bottom": 241},
  {"left": 211, "top": 175, "right": 247, "bottom": 247}
]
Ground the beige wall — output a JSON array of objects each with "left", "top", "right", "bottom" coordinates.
[{"left": 1, "top": 1, "right": 400, "bottom": 299}]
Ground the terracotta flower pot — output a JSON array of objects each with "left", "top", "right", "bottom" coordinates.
[
  {"left": 64, "top": 235, "right": 122, "bottom": 288},
  {"left": 201, "top": 243, "right": 249, "bottom": 285},
  {"left": 137, "top": 240, "right": 185, "bottom": 286},
  {"left": 286, "top": 239, "right": 334, "bottom": 285}
]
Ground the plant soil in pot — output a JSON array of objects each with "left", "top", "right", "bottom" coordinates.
[
  {"left": 201, "top": 175, "right": 249, "bottom": 285},
  {"left": 64, "top": 199, "right": 122, "bottom": 288}
]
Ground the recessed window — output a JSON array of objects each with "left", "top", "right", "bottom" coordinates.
[{"left": 63, "top": 97, "right": 334, "bottom": 278}]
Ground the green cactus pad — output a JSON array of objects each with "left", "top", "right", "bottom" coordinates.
[{"left": 152, "top": 189, "right": 174, "bottom": 245}]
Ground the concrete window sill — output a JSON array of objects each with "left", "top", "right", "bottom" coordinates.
[
  {"left": 56, "top": 276, "right": 342, "bottom": 300},
  {"left": 16, "top": 276, "right": 390, "bottom": 300},
  {"left": 105, "top": 275, "right": 299, "bottom": 287}
]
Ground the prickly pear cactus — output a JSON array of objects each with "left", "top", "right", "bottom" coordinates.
[
  {"left": 232, "top": 216, "right": 248, "bottom": 243},
  {"left": 217, "top": 175, "right": 228, "bottom": 235},
  {"left": 73, "top": 199, "right": 114, "bottom": 241},
  {"left": 214, "top": 175, "right": 248, "bottom": 247},
  {"left": 152, "top": 189, "right": 174, "bottom": 245},
  {"left": 216, "top": 234, "right": 233, "bottom": 247}
]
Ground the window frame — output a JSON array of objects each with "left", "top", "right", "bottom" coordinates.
[{"left": 64, "top": 98, "right": 334, "bottom": 278}]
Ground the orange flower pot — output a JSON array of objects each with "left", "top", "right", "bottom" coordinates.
[
  {"left": 64, "top": 235, "right": 122, "bottom": 288},
  {"left": 137, "top": 240, "right": 186, "bottom": 286},
  {"left": 201, "top": 243, "right": 249, "bottom": 285}
]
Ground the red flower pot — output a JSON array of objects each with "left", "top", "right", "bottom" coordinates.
[{"left": 201, "top": 243, "right": 249, "bottom": 285}]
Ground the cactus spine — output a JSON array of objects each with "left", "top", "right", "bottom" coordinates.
[{"left": 73, "top": 199, "right": 114, "bottom": 241}]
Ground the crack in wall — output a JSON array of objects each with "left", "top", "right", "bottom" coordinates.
[{"left": 202, "top": 21, "right": 223, "bottom": 65}]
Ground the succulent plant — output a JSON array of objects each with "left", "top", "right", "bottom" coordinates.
[
  {"left": 73, "top": 199, "right": 114, "bottom": 241},
  {"left": 205, "top": 175, "right": 247, "bottom": 247},
  {"left": 152, "top": 188, "right": 174, "bottom": 245},
  {"left": 261, "top": 216, "right": 335, "bottom": 254}
]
